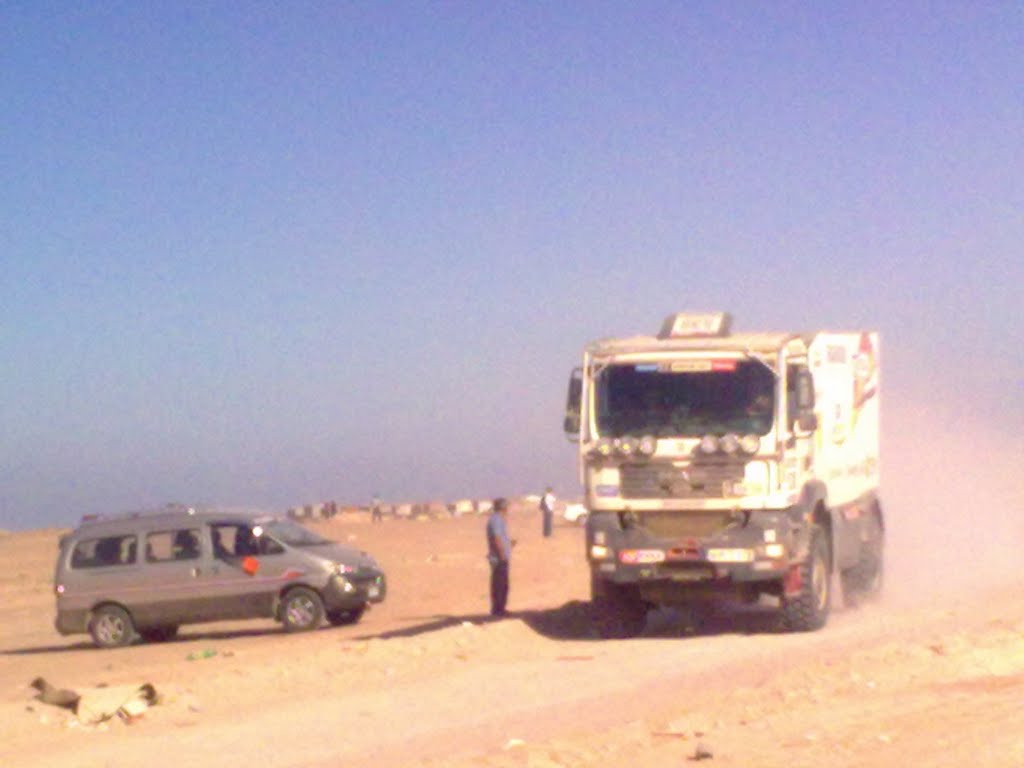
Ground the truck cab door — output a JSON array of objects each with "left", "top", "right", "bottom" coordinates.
[{"left": 785, "top": 365, "right": 818, "bottom": 488}]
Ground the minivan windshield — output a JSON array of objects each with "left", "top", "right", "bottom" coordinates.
[
  {"left": 263, "top": 518, "right": 331, "bottom": 546},
  {"left": 595, "top": 359, "right": 775, "bottom": 437}
]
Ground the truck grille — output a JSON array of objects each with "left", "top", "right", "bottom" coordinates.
[
  {"left": 620, "top": 461, "right": 745, "bottom": 500},
  {"left": 638, "top": 509, "right": 732, "bottom": 539}
]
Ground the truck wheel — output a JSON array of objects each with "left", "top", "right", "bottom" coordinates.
[
  {"left": 281, "top": 587, "right": 324, "bottom": 632},
  {"left": 683, "top": 602, "right": 715, "bottom": 633},
  {"left": 89, "top": 604, "right": 136, "bottom": 648},
  {"left": 780, "top": 526, "right": 831, "bottom": 632},
  {"left": 591, "top": 576, "right": 648, "bottom": 639},
  {"left": 326, "top": 605, "right": 366, "bottom": 626},
  {"left": 840, "top": 515, "right": 884, "bottom": 607}
]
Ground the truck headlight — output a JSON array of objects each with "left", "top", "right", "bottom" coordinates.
[
  {"left": 762, "top": 543, "right": 786, "bottom": 559},
  {"left": 700, "top": 435, "right": 719, "bottom": 454},
  {"left": 740, "top": 434, "right": 760, "bottom": 454},
  {"left": 720, "top": 433, "right": 740, "bottom": 455},
  {"left": 594, "top": 438, "right": 614, "bottom": 457},
  {"left": 706, "top": 548, "right": 754, "bottom": 563},
  {"left": 638, "top": 435, "right": 657, "bottom": 456},
  {"left": 617, "top": 436, "right": 639, "bottom": 456}
]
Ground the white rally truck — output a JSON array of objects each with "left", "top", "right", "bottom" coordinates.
[{"left": 563, "top": 312, "right": 882, "bottom": 637}]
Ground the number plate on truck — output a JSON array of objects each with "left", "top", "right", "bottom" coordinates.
[{"left": 668, "top": 567, "right": 714, "bottom": 582}]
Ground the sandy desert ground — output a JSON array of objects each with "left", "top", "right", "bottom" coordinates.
[{"left": 2, "top": 483, "right": 1023, "bottom": 768}]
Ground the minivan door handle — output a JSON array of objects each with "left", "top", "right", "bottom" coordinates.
[{"left": 191, "top": 567, "right": 201, "bottom": 578}]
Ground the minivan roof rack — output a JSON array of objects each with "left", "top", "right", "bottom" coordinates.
[{"left": 79, "top": 503, "right": 198, "bottom": 525}]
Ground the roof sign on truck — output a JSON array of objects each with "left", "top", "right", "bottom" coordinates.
[
  {"left": 657, "top": 312, "right": 732, "bottom": 339},
  {"left": 668, "top": 359, "right": 738, "bottom": 372}
]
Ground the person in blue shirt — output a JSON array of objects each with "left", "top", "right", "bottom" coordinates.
[{"left": 486, "top": 497, "right": 514, "bottom": 616}]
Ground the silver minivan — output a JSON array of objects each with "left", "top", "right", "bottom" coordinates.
[{"left": 54, "top": 506, "right": 386, "bottom": 648}]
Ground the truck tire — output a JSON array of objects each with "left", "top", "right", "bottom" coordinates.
[
  {"left": 780, "top": 526, "right": 831, "bottom": 632},
  {"left": 683, "top": 602, "right": 715, "bottom": 634},
  {"left": 840, "top": 514, "right": 884, "bottom": 607},
  {"left": 591, "top": 576, "right": 647, "bottom": 639},
  {"left": 281, "top": 587, "right": 324, "bottom": 632},
  {"left": 88, "top": 604, "right": 136, "bottom": 648}
]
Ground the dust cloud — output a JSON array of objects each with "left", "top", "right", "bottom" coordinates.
[{"left": 881, "top": 393, "right": 1023, "bottom": 605}]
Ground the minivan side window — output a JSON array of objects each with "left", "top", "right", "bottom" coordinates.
[
  {"left": 70, "top": 535, "right": 138, "bottom": 568},
  {"left": 257, "top": 533, "right": 285, "bottom": 556},
  {"left": 146, "top": 528, "right": 202, "bottom": 562},
  {"left": 211, "top": 524, "right": 284, "bottom": 558}
]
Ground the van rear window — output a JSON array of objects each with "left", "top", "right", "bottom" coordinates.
[{"left": 70, "top": 536, "right": 138, "bottom": 568}]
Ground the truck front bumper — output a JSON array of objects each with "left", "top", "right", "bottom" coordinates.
[{"left": 587, "top": 508, "right": 807, "bottom": 593}]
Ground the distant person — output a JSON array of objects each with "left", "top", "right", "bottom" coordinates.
[
  {"left": 371, "top": 494, "right": 383, "bottom": 523},
  {"left": 486, "top": 497, "right": 514, "bottom": 617},
  {"left": 540, "top": 486, "right": 556, "bottom": 538}
]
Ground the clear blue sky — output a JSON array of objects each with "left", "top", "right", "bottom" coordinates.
[{"left": 2, "top": 2, "right": 1021, "bottom": 530}]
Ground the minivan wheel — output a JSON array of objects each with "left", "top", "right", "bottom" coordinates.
[
  {"left": 89, "top": 605, "right": 136, "bottom": 648},
  {"left": 281, "top": 587, "right": 324, "bottom": 632},
  {"left": 327, "top": 604, "right": 366, "bottom": 627},
  {"left": 139, "top": 625, "right": 179, "bottom": 643}
]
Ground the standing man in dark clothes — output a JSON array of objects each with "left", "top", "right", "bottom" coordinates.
[{"left": 486, "top": 497, "right": 514, "bottom": 616}]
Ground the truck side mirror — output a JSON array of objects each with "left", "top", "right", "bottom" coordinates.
[
  {"left": 563, "top": 368, "right": 582, "bottom": 442},
  {"left": 794, "top": 369, "right": 817, "bottom": 433},
  {"left": 797, "top": 412, "right": 818, "bottom": 432},
  {"left": 795, "top": 369, "right": 815, "bottom": 409}
]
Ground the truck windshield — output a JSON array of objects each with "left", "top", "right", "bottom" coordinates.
[{"left": 594, "top": 360, "right": 775, "bottom": 437}]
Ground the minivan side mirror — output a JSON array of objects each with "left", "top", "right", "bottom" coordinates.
[{"left": 563, "top": 368, "right": 582, "bottom": 442}]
